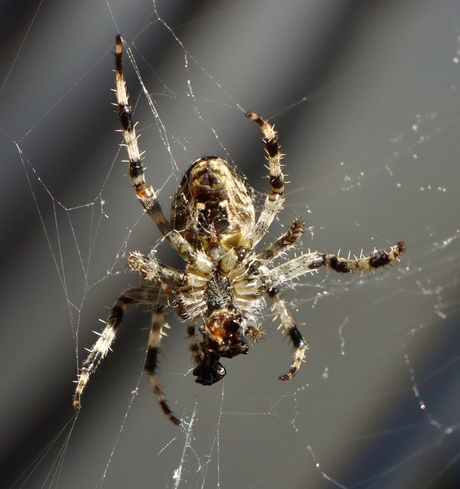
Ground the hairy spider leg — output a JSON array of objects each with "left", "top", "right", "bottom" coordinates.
[
  {"left": 262, "top": 242, "right": 405, "bottom": 380},
  {"left": 246, "top": 112, "right": 285, "bottom": 199},
  {"left": 266, "top": 242, "right": 406, "bottom": 289},
  {"left": 243, "top": 113, "right": 309, "bottom": 379},
  {"left": 114, "top": 35, "right": 193, "bottom": 263},
  {"left": 244, "top": 112, "right": 286, "bottom": 248},
  {"left": 73, "top": 287, "right": 170, "bottom": 412},
  {"left": 268, "top": 287, "right": 308, "bottom": 380},
  {"left": 144, "top": 307, "right": 181, "bottom": 425},
  {"left": 257, "top": 217, "right": 306, "bottom": 261}
]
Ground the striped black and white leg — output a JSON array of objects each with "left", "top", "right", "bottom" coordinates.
[
  {"left": 267, "top": 287, "right": 308, "bottom": 381},
  {"left": 244, "top": 112, "right": 286, "bottom": 248},
  {"left": 266, "top": 242, "right": 407, "bottom": 290},
  {"left": 144, "top": 307, "right": 181, "bottom": 425},
  {"left": 73, "top": 287, "right": 169, "bottom": 411},
  {"left": 114, "top": 35, "right": 192, "bottom": 262},
  {"left": 257, "top": 217, "right": 305, "bottom": 262}
]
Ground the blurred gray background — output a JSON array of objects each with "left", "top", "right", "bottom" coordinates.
[{"left": 1, "top": 1, "right": 459, "bottom": 488}]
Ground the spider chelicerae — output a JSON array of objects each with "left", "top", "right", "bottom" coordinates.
[{"left": 73, "top": 35, "right": 405, "bottom": 425}]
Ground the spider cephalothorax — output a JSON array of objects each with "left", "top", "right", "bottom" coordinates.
[{"left": 73, "top": 35, "right": 405, "bottom": 425}]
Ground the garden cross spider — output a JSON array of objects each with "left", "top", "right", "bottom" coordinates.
[{"left": 73, "top": 35, "right": 405, "bottom": 425}]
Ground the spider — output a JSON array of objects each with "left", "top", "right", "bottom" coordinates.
[{"left": 73, "top": 35, "right": 405, "bottom": 425}]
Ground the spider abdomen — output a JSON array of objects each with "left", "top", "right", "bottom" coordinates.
[{"left": 171, "top": 157, "right": 256, "bottom": 256}]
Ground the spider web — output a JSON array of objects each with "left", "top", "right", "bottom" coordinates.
[{"left": 2, "top": 1, "right": 460, "bottom": 488}]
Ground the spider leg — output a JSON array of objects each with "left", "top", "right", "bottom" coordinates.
[
  {"left": 245, "top": 112, "right": 286, "bottom": 248},
  {"left": 73, "top": 286, "right": 169, "bottom": 411},
  {"left": 257, "top": 217, "right": 305, "bottom": 261},
  {"left": 187, "top": 322, "right": 200, "bottom": 365},
  {"left": 249, "top": 216, "right": 307, "bottom": 381},
  {"left": 128, "top": 249, "right": 212, "bottom": 287},
  {"left": 268, "top": 287, "right": 307, "bottom": 381},
  {"left": 265, "top": 242, "right": 406, "bottom": 289},
  {"left": 263, "top": 242, "right": 405, "bottom": 381},
  {"left": 246, "top": 112, "right": 285, "bottom": 199},
  {"left": 144, "top": 307, "right": 181, "bottom": 425},
  {"left": 114, "top": 35, "right": 193, "bottom": 262},
  {"left": 128, "top": 250, "right": 186, "bottom": 285}
]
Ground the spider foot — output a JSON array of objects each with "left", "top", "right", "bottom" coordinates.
[
  {"left": 279, "top": 366, "right": 299, "bottom": 381},
  {"left": 279, "top": 329, "right": 308, "bottom": 382}
]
